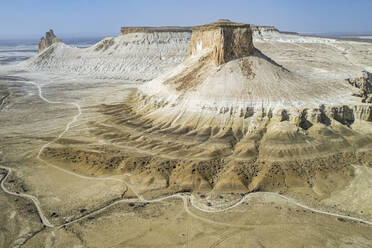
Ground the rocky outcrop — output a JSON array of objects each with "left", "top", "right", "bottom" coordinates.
[
  {"left": 38, "top": 29, "right": 61, "bottom": 53},
  {"left": 348, "top": 71, "right": 372, "bottom": 103},
  {"left": 251, "top": 25, "right": 279, "bottom": 35},
  {"left": 251, "top": 25, "right": 299, "bottom": 35},
  {"left": 189, "top": 19, "right": 255, "bottom": 66}
]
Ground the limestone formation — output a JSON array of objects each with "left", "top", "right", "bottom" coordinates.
[
  {"left": 189, "top": 19, "right": 255, "bottom": 66},
  {"left": 38, "top": 29, "right": 61, "bottom": 53},
  {"left": 251, "top": 25, "right": 279, "bottom": 35},
  {"left": 26, "top": 24, "right": 305, "bottom": 80},
  {"left": 139, "top": 20, "right": 297, "bottom": 103},
  {"left": 348, "top": 71, "right": 372, "bottom": 102}
]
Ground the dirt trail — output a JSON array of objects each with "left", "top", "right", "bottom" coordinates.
[
  {"left": 0, "top": 166, "right": 54, "bottom": 228},
  {"left": 0, "top": 80, "right": 371, "bottom": 245}
]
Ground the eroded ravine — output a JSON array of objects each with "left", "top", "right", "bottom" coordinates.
[{"left": 1, "top": 80, "right": 372, "bottom": 246}]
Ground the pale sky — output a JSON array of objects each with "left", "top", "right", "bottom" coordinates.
[{"left": 1, "top": 0, "right": 372, "bottom": 38}]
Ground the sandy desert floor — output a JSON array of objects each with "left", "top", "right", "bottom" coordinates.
[{"left": 1, "top": 35, "right": 372, "bottom": 247}]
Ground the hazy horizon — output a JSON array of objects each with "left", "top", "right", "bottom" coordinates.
[{"left": 1, "top": 0, "right": 372, "bottom": 39}]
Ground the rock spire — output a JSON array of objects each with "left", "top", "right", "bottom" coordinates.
[{"left": 38, "top": 29, "right": 61, "bottom": 53}]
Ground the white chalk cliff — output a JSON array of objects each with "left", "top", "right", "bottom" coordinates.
[{"left": 22, "top": 23, "right": 339, "bottom": 81}]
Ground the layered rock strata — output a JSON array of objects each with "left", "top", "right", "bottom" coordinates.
[
  {"left": 251, "top": 25, "right": 279, "bottom": 35},
  {"left": 42, "top": 94, "right": 372, "bottom": 195},
  {"left": 105, "top": 20, "right": 371, "bottom": 193},
  {"left": 189, "top": 19, "right": 254, "bottom": 66},
  {"left": 41, "top": 21, "right": 372, "bottom": 198}
]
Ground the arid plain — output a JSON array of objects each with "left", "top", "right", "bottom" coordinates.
[{"left": 1, "top": 21, "right": 372, "bottom": 247}]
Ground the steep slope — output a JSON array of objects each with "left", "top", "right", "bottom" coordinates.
[{"left": 138, "top": 20, "right": 361, "bottom": 112}]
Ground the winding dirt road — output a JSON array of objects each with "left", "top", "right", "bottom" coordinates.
[
  {"left": 0, "top": 166, "right": 54, "bottom": 228},
  {"left": 1, "top": 80, "right": 371, "bottom": 245}
]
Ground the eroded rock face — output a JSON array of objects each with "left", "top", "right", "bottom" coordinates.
[
  {"left": 38, "top": 29, "right": 61, "bottom": 53},
  {"left": 251, "top": 25, "right": 299, "bottom": 35},
  {"left": 189, "top": 19, "right": 255, "bottom": 66},
  {"left": 251, "top": 25, "right": 279, "bottom": 35},
  {"left": 42, "top": 93, "right": 372, "bottom": 195},
  {"left": 348, "top": 71, "right": 372, "bottom": 102}
]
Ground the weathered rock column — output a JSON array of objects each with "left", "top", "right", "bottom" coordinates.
[
  {"left": 189, "top": 19, "right": 255, "bottom": 66},
  {"left": 38, "top": 29, "right": 61, "bottom": 53}
]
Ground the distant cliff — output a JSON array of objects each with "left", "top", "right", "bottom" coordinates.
[
  {"left": 251, "top": 25, "right": 299, "bottom": 35},
  {"left": 121, "top": 26, "right": 192, "bottom": 35},
  {"left": 121, "top": 24, "right": 298, "bottom": 37},
  {"left": 251, "top": 25, "right": 279, "bottom": 34}
]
